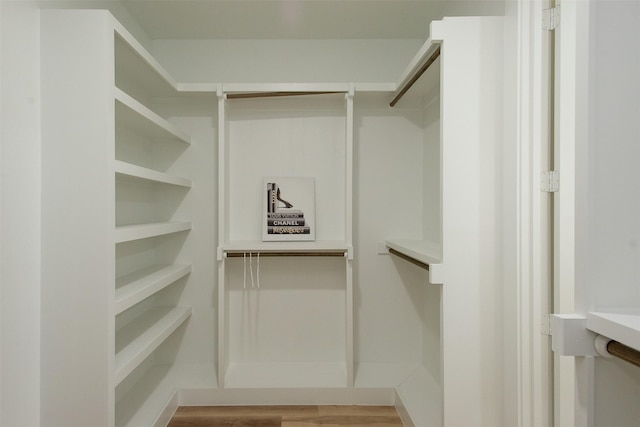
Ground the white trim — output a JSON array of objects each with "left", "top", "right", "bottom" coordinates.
[{"left": 515, "top": 0, "right": 553, "bottom": 426}]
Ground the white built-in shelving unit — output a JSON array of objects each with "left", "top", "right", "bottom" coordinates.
[
  {"left": 381, "top": 17, "right": 505, "bottom": 427},
  {"left": 216, "top": 85, "right": 354, "bottom": 389},
  {"left": 41, "top": 10, "right": 202, "bottom": 427},
  {"left": 114, "top": 16, "right": 199, "bottom": 427}
]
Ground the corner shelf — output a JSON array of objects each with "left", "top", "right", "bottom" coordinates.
[
  {"left": 114, "top": 160, "right": 192, "bottom": 187},
  {"left": 115, "top": 221, "right": 191, "bottom": 244},
  {"left": 587, "top": 311, "right": 640, "bottom": 352},
  {"left": 115, "top": 306, "right": 192, "bottom": 385},
  {"left": 115, "top": 264, "right": 192, "bottom": 315}
]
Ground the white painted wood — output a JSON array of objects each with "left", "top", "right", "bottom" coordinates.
[
  {"left": 115, "top": 264, "right": 192, "bottom": 315},
  {"left": 113, "top": 21, "right": 179, "bottom": 97},
  {"left": 114, "top": 160, "right": 192, "bottom": 187},
  {"left": 152, "top": 389, "right": 179, "bottom": 427},
  {"left": 178, "top": 387, "right": 396, "bottom": 406},
  {"left": 354, "top": 363, "right": 418, "bottom": 388},
  {"left": 1, "top": 3, "right": 42, "bottom": 425},
  {"left": 587, "top": 312, "right": 640, "bottom": 352},
  {"left": 115, "top": 221, "right": 191, "bottom": 243},
  {"left": 40, "top": 10, "right": 116, "bottom": 426},
  {"left": 115, "top": 307, "right": 192, "bottom": 385},
  {"left": 393, "top": 37, "right": 439, "bottom": 94},
  {"left": 431, "top": 16, "right": 505, "bottom": 427},
  {"left": 115, "top": 365, "right": 177, "bottom": 427},
  {"left": 225, "top": 362, "right": 347, "bottom": 388},
  {"left": 223, "top": 240, "right": 349, "bottom": 254},
  {"left": 384, "top": 239, "right": 442, "bottom": 266},
  {"left": 223, "top": 82, "right": 350, "bottom": 94},
  {"left": 553, "top": 1, "right": 594, "bottom": 426},
  {"left": 115, "top": 88, "right": 192, "bottom": 144},
  {"left": 396, "top": 366, "right": 442, "bottom": 427}
]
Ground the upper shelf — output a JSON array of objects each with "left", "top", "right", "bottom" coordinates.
[
  {"left": 115, "top": 88, "right": 192, "bottom": 144},
  {"left": 587, "top": 311, "right": 640, "bottom": 352},
  {"left": 390, "top": 37, "right": 441, "bottom": 107}
]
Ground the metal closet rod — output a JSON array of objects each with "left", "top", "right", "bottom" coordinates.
[
  {"left": 227, "top": 91, "right": 345, "bottom": 100},
  {"left": 389, "top": 46, "right": 441, "bottom": 107},
  {"left": 607, "top": 340, "right": 640, "bottom": 368},
  {"left": 388, "top": 248, "right": 430, "bottom": 271},
  {"left": 226, "top": 251, "right": 346, "bottom": 258}
]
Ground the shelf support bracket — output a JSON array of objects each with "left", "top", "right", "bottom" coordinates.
[{"left": 550, "top": 314, "right": 598, "bottom": 356}]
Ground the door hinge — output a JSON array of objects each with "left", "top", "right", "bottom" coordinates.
[
  {"left": 542, "top": 5, "right": 561, "bottom": 30},
  {"left": 541, "top": 171, "right": 559, "bottom": 192},
  {"left": 541, "top": 314, "right": 552, "bottom": 336}
]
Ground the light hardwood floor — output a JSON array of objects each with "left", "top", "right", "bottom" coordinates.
[{"left": 168, "top": 405, "right": 404, "bottom": 426}]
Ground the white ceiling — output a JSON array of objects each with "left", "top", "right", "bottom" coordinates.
[{"left": 119, "top": 0, "right": 452, "bottom": 40}]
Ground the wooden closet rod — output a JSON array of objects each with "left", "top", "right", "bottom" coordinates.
[
  {"left": 607, "top": 340, "right": 640, "bottom": 368},
  {"left": 227, "top": 91, "right": 344, "bottom": 100},
  {"left": 388, "top": 248, "right": 430, "bottom": 271},
  {"left": 226, "top": 251, "right": 346, "bottom": 258},
  {"left": 389, "top": 47, "right": 441, "bottom": 107}
]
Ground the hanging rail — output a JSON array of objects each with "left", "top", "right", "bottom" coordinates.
[
  {"left": 606, "top": 340, "right": 640, "bottom": 368},
  {"left": 225, "top": 251, "right": 346, "bottom": 258},
  {"left": 388, "top": 248, "right": 430, "bottom": 271},
  {"left": 390, "top": 46, "right": 441, "bottom": 107},
  {"left": 227, "top": 91, "right": 344, "bottom": 100}
]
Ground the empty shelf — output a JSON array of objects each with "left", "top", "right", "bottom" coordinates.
[
  {"left": 115, "top": 264, "right": 192, "bottom": 314},
  {"left": 115, "top": 88, "right": 191, "bottom": 144},
  {"left": 115, "top": 306, "right": 192, "bottom": 385},
  {"left": 114, "top": 160, "right": 192, "bottom": 187},
  {"left": 385, "top": 239, "right": 441, "bottom": 268},
  {"left": 115, "top": 222, "right": 191, "bottom": 243},
  {"left": 587, "top": 311, "right": 640, "bottom": 352}
]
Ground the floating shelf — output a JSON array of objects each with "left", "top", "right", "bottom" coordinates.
[
  {"left": 115, "top": 264, "right": 192, "bottom": 315},
  {"left": 115, "top": 221, "right": 191, "bottom": 243},
  {"left": 587, "top": 311, "right": 640, "bottom": 352},
  {"left": 114, "top": 160, "right": 192, "bottom": 187},
  {"left": 115, "top": 88, "right": 192, "bottom": 144},
  {"left": 115, "top": 306, "right": 192, "bottom": 385},
  {"left": 385, "top": 239, "right": 441, "bottom": 266},
  {"left": 224, "top": 362, "right": 348, "bottom": 389},
  {"left": 114, "top": 26, "right": 178, "bottom": 98}
]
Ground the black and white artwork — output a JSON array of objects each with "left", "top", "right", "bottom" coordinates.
[{"left": 263, "top": 177, "right": 315, "bottom": 241}]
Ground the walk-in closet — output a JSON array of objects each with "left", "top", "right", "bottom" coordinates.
[{"left": 4, "top": 1, "right": 639, "bottom": 427}]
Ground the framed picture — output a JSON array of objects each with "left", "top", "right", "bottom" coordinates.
[{"left": 262, "top": 177, "right": 315, "bottom": 241}]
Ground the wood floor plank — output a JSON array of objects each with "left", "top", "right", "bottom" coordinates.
[
  {"left": 169, "top": 405, "right": 404, "bottom": 427},
  {"left": 316, "top": 405, "right": 400, "bottom": 417},
  {"left": 168, "top": 415, "right": 282, "bottom": 427},
  {"left": 281, "top": 416, "right": 403, "bottom": 427},
  {"left": 173, "top": 406, "right": 319, "bottom": 418}
]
